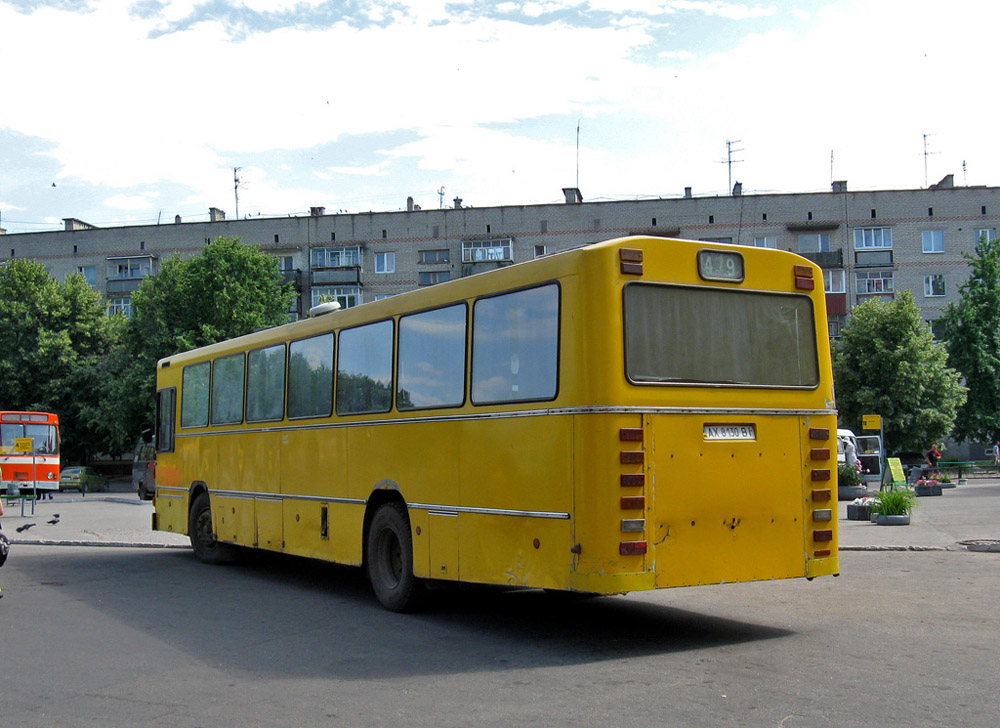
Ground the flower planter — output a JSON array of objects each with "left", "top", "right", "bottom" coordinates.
[
  {"left": 914, "top": 482, "right": 942, "bottom": 497},
  {"left": 876, "top": 514, "right": 910, "bottom": 525},
  {"left": 846, "top": 504, "right": 872, "bottom": 521}
]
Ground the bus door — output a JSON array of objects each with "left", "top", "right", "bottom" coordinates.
[{"left": 648, "top": 413, "right": 808, "bottom": 588}]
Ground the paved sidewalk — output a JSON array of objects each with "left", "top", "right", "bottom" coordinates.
[{"left": 2, "top": 477, "right": 998, "bottom": 552}]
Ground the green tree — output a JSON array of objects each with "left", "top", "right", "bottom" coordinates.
[
  {"left": 94, "top": 237, "right": 294, "bottom": 452},
  {"left": 0, "top": 259, "right": 114, "bottom": 462},
  {"left": 940, "top": 235, "right": 1000, "bottom": 443},
  {"left": 832, "top": 289, "right": 966, "bottom": 453}
]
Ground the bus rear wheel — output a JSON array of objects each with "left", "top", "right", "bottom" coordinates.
[
  {"left": 188, "top": 492, "right": 236, "bottom": 564},
  {"left": 367, "top": 502, "right": 422, "bottom": 612}
]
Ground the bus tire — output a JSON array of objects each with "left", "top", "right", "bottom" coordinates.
[
  {"left": 366, "top": 502, "right": 422, "bottom": 612},
  {"left": 188, "top": 492, "right": 236, "bottom": 564}
]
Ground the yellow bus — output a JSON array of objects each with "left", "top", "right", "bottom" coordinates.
[{"left": 152, "top": 235, "right": 839, "bottom": 611}]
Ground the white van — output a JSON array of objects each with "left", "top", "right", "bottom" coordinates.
[{"left": 838, "top": 428, "right": 883, "bottom": 497}]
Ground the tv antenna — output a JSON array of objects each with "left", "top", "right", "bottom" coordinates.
[
  {"left": 922, "top": 134, "right": 938, "bottom": 187},
  {"left": 438, "top": 186, "right": 445, "bottom": 208},
  {"left": 719, "top": 140, "right": 743, "bottom": 194},
  {"left": 576, "top": 120, "right": 581, "bottom": 189},
  {"left": 234, "top": 167, "right": 242, "bottom": 219}
]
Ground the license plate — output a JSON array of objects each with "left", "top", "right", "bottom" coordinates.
[{"left": 703, "top": 424, "right": 757, "bottom": 441}]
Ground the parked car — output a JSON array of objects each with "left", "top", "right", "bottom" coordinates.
[
  {"left": 132, "top": 435, "right": 156, "bottom": 500},
  {"left": 59, "top": 466, "right": 107, "bottom": 493}
]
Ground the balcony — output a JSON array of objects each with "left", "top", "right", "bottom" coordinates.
[
  {"left": 855, "top": 250, "right": 893, "bottom": 267},
  {"left": 311, "top": 266, "right": 361, "bottom": 285},
  {"left": 106, "top": 278, "right": 144, "bottom": 294},
  {"left": 280, "top": 269, "right": 302, "bottom": 288},
  {"left": 798, "top": 249, "right": 843, "bottom": 268}
]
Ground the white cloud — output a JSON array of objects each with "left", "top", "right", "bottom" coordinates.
[{"left": 103, "top": 193, "right": 159, "bottom": 211}]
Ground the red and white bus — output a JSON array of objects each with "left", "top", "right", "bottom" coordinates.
[{"left": 0, "top": 411, "right": 60, "bottom": 495}]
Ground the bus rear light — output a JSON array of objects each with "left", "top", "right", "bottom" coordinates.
[
  {"left": 620, "top": 451, "right": 644, "bottom": 465},
  {"left": 620, "top": 474, "right": 644, "bottom": 487},
  {"left": 809, "top": 428, "right": 830, "bottom": 440},
  {"left": 620, "top": 248, "right": 644, "bottom": 276},
  {"left": 812, "top": 509, "right": 833, "bottom": 522},
  {"left": 811, "top": 489, "right": 832, "bottom": 501},
  {"left": 620, "top": 496, "right": 645, "bottom": 510},
  {"left": 619, "top": 428, "right": 643, "bottom": 442},
  {"left": 814, "top": 549, "right": 832, "bottom": 558},
  {"left": 795, "top": 276, "right": 815, "bottom": 291},
  {"left": 813, "top": 529, "right": 833, "bottom": 543},
  {"left": 810, "top": 448, "right": 830, "bottom": 460},
  {"left": 811, "top": 469, "right": 831, "bottom": 481},
  {"left": 620, "top": 541, "right": 647, "bottom": 556},
  {"left": 621, "top": 519, "right": 645, "bottom": 533},
  {"left": 794, "top": 265, "right": 813, "bottom": 278}
]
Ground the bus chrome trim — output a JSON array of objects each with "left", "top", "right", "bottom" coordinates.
[
  {"left": 200, "top": 488, "right": 567, "bottom": 520},
  {"left": 409, "top": 502, "right": 570, "bottom": 520},
  {"left": 174, "top": 405, "right": 837, "bottom": 439}
]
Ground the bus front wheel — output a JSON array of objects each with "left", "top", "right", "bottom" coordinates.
[
  {"left": 367, "top": 502, "right": 422, "bottom": 612},
  {"left": 188, "top": 492, "right": 236, "bottom": 564}
]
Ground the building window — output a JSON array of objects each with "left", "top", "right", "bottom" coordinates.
[
  {"left": 534, "top": 245, "right": 547, "bottom": 258},
  {"left": 311, "top": 285, "right": 361, "bottom": 309},
  {"left": 856, "top": 270, "right": 894, "bottom": 295},
  {"left": 824, "top": 270, "right": 846, "bottom": 293},
  {"left": 924, "top": 274, "right": 945, "bottom": 297},
  {"left": 311, "top": 246, "right": 360, "bottom": 268},
  {"left": 462, "top": 239, "right": 512, "bottom": 263},
  {"left": 700, "top": 237, "right": 733, "bottom": 244},
  {"left": 107, "top": 256, "right": 153, "bottom": 280},
  {"left": 753, "top": 236, "right": 777, "bottom": 249},
  {"left": 854, "top": 227, "right": 893, "bottom": 249},
  {"left": 798, "top": 234, "right": 830, "bottom": 253},
  {"left": 106, "top": 296, "right": 132, "bottom": 317},
  {"left": 419, "top": 271, "right": 450, "bottom": 286},
  {"left": 375, "top": 252, "right": 395, "bottom": 274},
  {"left": 419, "top": 249, "right": 450, "bottom": 264},
  {"left": 76, "top": 265, "right": 97, "bottom": 287},
  {"left": 976, "top": 228, "right": 996, "bottom": 244},
  {"left": 922, "top": 230, "right": 944, "bottom": 253}
]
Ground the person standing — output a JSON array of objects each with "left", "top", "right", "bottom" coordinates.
[
  {"left": 993, "top": 441, "right": 999, "bottom": 474},
  {"left": 926, "top": 444, "right": 941, "bottom": 472}
]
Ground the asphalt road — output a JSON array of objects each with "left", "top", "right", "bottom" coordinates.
[{"left": 1, "top": 480, "right": 999, "bottom": 727}]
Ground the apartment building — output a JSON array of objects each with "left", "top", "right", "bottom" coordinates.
[{"left": 3, "top": 176, "right": 997, "bottom": 334}]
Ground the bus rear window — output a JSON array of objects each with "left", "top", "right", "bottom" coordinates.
[{"left": 624, "top": 283, "right": 819, "bottom": 388}]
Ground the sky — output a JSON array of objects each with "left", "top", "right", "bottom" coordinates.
[{"left": 0, "top": 0, "right": 996, "bottom": 234}]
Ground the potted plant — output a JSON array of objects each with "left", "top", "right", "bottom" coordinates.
[
  {"left": 871, "top": 487, "right": 917, "bottom": 525},
  {"left": 838, "top": 462, "right": 866, "bottom": 501}
]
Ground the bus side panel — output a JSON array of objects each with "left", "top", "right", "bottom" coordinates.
[
  {"left": 349, "top": 419, "right": 461, "bottom": 579},
  {"left": 650, "top": 414, "right": 808, "bottom": 588},
  {"left": 280, "top": 426, "right": 361, "bottom": 563},
  {"left": 456, "top": 415, "right": 574, "bottom": 589}
]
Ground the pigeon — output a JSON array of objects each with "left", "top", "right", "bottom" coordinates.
[
  {"left": 16, "top": 523, "right": 35, "bottom": 532},
  {"left": 47, "top": 518, "right": 59, "bottom": 525},
  {"left": 52, "top": 513, "right": 60, "bottom": 518}
]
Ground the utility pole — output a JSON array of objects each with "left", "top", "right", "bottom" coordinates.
[
  {"left": 234, "top": 167, "right": 242, "bottom": 219},
  {"left": 720, "top": 140, "right": 743, "bottom": 194}
]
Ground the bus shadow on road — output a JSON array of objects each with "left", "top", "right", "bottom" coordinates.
[{"left": 15, "top": 546, "right": 792, "bottom": 679}]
